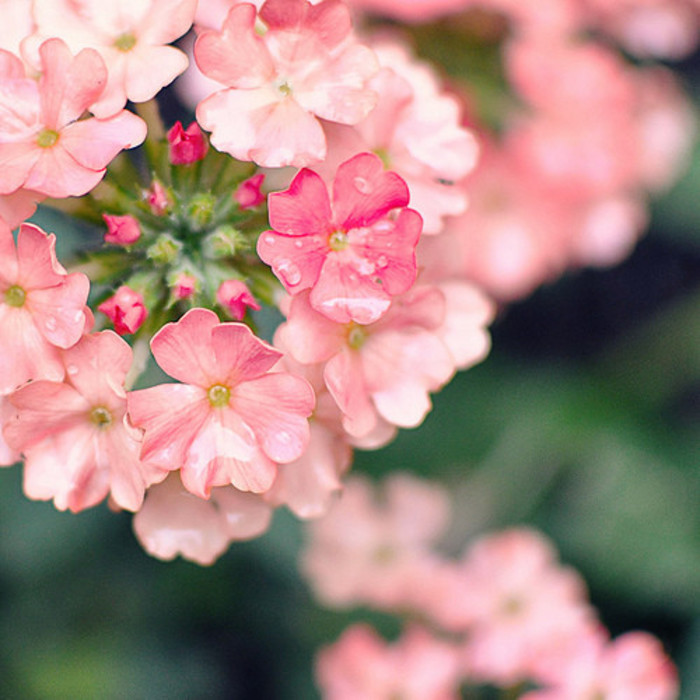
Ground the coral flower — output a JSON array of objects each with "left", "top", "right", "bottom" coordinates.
[
  {"left": 0, "top": 39, "right": 146, "bottom": 199},
  {"left": 258, "top": 152, "right": 422, "bottom": 325},
  {"left": 4, "top": 332, "right": 165, "bottom": 513},
  {"left": 127, "top": 308, "right": 315, "bottom": 497},
  {"left": 0, "top": 222, "right": 89, "bottom": 394}
]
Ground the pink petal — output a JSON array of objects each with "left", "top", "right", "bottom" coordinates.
[
  {"left": 0, "top": 141, "right": 41, "bottom": 195},
  {"left": 211, "top": 322, "right": 282, "bottom": 385},
  {"left": 0, "top": 189, "right": 42, "bottom": 230},
  {"left": 15, "top": 224, "right": 64, "bottom": 290},
  {"left": 194, "top": 3, "right": 274, "bottom": 88},
  {"left": 139, "top": 0, "right": 198, "bottom": 45},
  {"left": 23, "top": 144, "right": 105, "bottom": 198},
  {"left": 214, "top": 487, "right": 273, "bottom": 540},
  {"left": 124, "top": 45, "right": 189, "bottom": 103},
  {"left": 149, "top": 308, "right": 220, "bottom": 386},
  {"left": 332, "top": 153, "right": 409, "bottom": 230},
  {"left": 232, "top": 372, "right": 314, "bottom": 463}
]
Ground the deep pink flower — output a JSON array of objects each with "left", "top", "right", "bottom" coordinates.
[
  {"left": 127, "top": 308, "right": 315, "bottom": 497},
  {"left": 103, "top": 213, "right": 141, "bottom": 246},
  {"left": 167, "top": 121, "right": 209, "bottom": 165},
  {"left": 258, "top": 152, "right": 422, "bottom": 325},
  {"left": 234, "top": 173, "right": 266, "bottom": 210},
  {"left": 0, "top": 222, "right": 90, "bottom": 394},
  {"left": 4, "top": 332, "right": 166, "bottom": 512},
  {"left": 195, "top": 0, "right": 378, "bottom": 167},
  {"left": 216, "top": 279, "right": 261, "bottom": 320},
  {"left": 98, "top": 286, "right": 148, "bottom": 336},
  {"left": 0, "top": 39, "right": 146, "bottom": 199}
]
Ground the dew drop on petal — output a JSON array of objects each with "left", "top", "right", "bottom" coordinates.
[
  {"left": 294, "top": 240, "right": 303, "bottom": 248},
  {"left": 353, "top": 177, "right": 370, "bottom": 194},
  {"left": 274, "top": 259, "right": 302, "bottom": 287},
  {"left": 67, "top": 364, "right": 79, "bottom": 376},
  {"left": 45, "top": 317, "right": 57, "bottom": 331},
  {"left": 264, "top": 234, "right": 275, "bottom": 246},
  {"left": 376, "top": 255, "right": 388, "bottom": 269},
  {"left": 72, "top": 310, "right": 83, "bottom": 323}
]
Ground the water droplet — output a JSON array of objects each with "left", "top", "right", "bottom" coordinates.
[
  {"left": 264, "top": 234, "right": 275, "bottom": 246},
  {"left": 67, "top": 364, "right": 79, "bottom": 376},
  {"left": 274, "top": 259, "right": 302, "bottom": 287},
  {"left": 376, "top": 255, "right": 388, "bottom": 269},
  {"left": 294, "top": 240, "right": 303, "bottom": 248},
  {"left": 72, "top": 310, "right": 83, "bottom": 323},
  {"left": 45, "top": 317, "right": 57, "bottom": 331},
  {"left": 353, "top": 176, "right": 370, "bottom": 194}
]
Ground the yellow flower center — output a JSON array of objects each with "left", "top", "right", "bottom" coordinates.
[
  {"left": 4, "top": 285, "right": 26, "bottom": 307},
  {"left": 208, "top": 384, "right": 230, "bottom": 408},
  {"left": 36, "top": 129, "right": 59, "bottom": 149}
]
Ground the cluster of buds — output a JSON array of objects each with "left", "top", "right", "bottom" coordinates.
[{"left": 306, "top": 474, "right": 679, "bottom": 699}]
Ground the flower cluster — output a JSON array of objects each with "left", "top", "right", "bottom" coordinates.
[{"left": 305, "top": 474, "right": 679, "bottom": 699}]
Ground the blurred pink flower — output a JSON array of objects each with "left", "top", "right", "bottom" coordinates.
[{"left": 216, "top": 279, "right": 261, "bottom": 320}]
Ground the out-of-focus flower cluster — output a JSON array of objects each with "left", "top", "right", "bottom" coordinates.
[
  {"left": 305, "top": 474, "right": 679, "bottom": 699},
  {"left": 0, "top": 0, "right": 694, "bottom": 598}
]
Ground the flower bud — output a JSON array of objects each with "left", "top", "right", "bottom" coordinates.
[
  {"left": 172, "top": 273, "right": 197, "bottom": 300},
  {"left": 167, "top": 121, "right": 208, "bottom": 165},
  {"left": 103, "top": 213, "right": 141, "bottom": 246},
  {"left": 98, "top": 286, "right": 148, "bottom": 335},
  {"left": 234, "top": 173, "right": 265, "bottom": 210},
  {"left": 145, "top": 180, "right": 172, "bottom": 215},
  {"left": 216, "top": 279, "right": 261, "bottom": 320}
]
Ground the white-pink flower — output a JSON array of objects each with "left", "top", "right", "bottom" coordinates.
[
  {"left": 4, "top": 332, "right": 166, "bottom": 513},
  {"left": 0, "top": 39, "right": 146, "bottom": 199},
  {"left": 258, "top": 152, "right": 422, "bottom": 325},
  {"left": 0, "top": 222, "right": 90, "bottom": 394},
  {"left": 195, "top": 0, "right": 379, "bottom": 167},
  {"left": 127, "top": 308, "right": 315, "bottom": 497},
  {"left": 133, "top": 472, "right": 273, "bottom": 565},
  {"left": 28, "top": 0, "right": 197, "bottom": 118}
]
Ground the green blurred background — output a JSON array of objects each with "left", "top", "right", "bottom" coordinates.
[{"left": 2, "top": 31, "right": 700, "bottom": 700}]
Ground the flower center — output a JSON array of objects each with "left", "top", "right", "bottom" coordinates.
[
  {"left": 4, "top": 285, "right": 26, "bottom": 307},
  {"left": 90, "top": 406, "right": 113, "bottom": 429},
  {"left": 347, "top": 324, "right": 366, "bottom": 350},
  {"left": 329, "top": 231, "right": 349, "bottom": 252},
  {"left": 208, "top": 384, "right": 230, "bottom": 408},
  {"left": 36, "top": 129, "right": 59, "bottom": 149},
  {"left": 277, "top": 81, "right": 292, "bottom": 96},
  {"left": 114, "top": 33, "right": 137, "bottom": 52}
]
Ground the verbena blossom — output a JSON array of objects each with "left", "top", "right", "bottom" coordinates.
[
  {"left": 4, "top": 331, "right": 166, "bottom": 513},
  {"left": 258, "top": 152, "right": 422, "bottom": 325},
  {"left": 27, "top": 0, "right": 198, "bottom": 118},
  {"left": 0, "top": 39, "right": 147, "bottom": 199},
  {"left": 194, "top": 0, "right": 379, "bottom": 167},
  {"left": 0, "top": 222, "right": 90, "bottom": 394},
  {"left": 127, "top": 308, "right": 315, "bottom": 497}
]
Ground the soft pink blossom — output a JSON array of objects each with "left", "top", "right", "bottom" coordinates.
[
  {"left": 103, "top": 213, "right": 141, "bottom": 246},
  {"left": 167, "top": 121, "right": 209, "bottom": 165},
  {"left": 216, "top": 279, "right": 261, "bottom": 320},
  {"left": 98, "top": 285, "right": 148, "bottom": 335},
  {"left": 0, "top": 395, "right": 20, "bottom": 466},
  {"left": 0, "top": 39, "right": 147, "bottom": 199},
  {"left": 133, "top": 472, "right": 273, "bottom": 565},
  {"left": 0, "top": 222, "right": 90, "bottom": 394},
  {"left": 28, "top": 0, "right": 198, "bottom": 118},
  {"left": 258, "top": 152, "right": 422, "bottom": 325},
  {"left": 302, "top": 474, "right": 451, "bottom": 609},
  {"left": 316, "top": 624, "right": 462, "bottom": 700},
  {"left": 195, "top": 0, "right": 379, "bottom": 167},
  {"left": 0, "top": 0, "right": 34, "bottom": 56},
  {"left": 127, "top": 308, "right": 315, "bottom": 498},
  {"left": 4, "top": 332, "right": 166, "bottom": 512}
]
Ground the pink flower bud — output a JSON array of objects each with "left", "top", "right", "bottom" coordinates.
[
  {"left": 216, "top": 279, "right": 261, "bottom": 320},
  {"left": 98, "top": 286, "right": 148, "bottom": 335},
  {"left": 173, "top": 273, "right": 197, "bottom": 300},
  {"left": 103, "top": 213, "right": 141, "bottom": 246},
  {"left": 145, "top": 180, "right": 171, "bottom": 216},
  {"left": 167, "top": 121, "right": 209, "bottom": 165},
  {"left": 234, "top": 173, "right": 265, "bottom": 210}
]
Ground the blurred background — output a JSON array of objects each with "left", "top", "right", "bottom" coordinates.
[{"left": 2, "top": 8, "right": 700, "bottom": 700}]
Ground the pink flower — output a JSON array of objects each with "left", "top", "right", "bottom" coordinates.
[
  {"left": 127, "top": 308, "right": 315, "bottom": 497},
  {"left": 98, "top": 286, "right": 148, "bottom": 336},
  {"left": 133, "top": 472, "right": 273, "bottom": 565},
  {"left": 234, "top": 173, "right": 266, "bottom": 210},
  {"left": 28, "top": 0, "right": 198, "bottom": 118},
  {"left": 258, "top": 152, "right": 422, "bottom": 325},
  {"left": 4, "top": 332, "right": 166, "bottom": 512},
  {"left": 0, "top": 39, "right": 146, "bottom": 199},
  {"left": 103, "top": 214, "right": 141, "bottom": 246},
  {"left": 0, "top": 395, "right": 20, "bottom": 466},
  {"left": 302, "top": 474, "right": 451, "bottom": 609},
  {"left": 216, "top": 279, "right": 261, "bottom": 320},
  {"left": 167, "top": 121, "right": 209, "bottom": 165},
  {"left": 316, "top": 624, "right": 461, "bottom": 700},
  {"left": 0, "top": 222, "right": 90, "bottom": 394},
  {"left": 195, "top": 0, "right": 379, "bottom": 167}
]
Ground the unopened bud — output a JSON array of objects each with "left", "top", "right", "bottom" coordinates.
[
  {"left": 98, "top": 286, "right": 147, "bottom": 335},
  {"left": 103, "top": 213, "right": 141, "bottom": 246},
  {"left": 216, "top": 279, "right": 261, "bottom": 320},
  {"left": 167, "top": 121, "right": 208, "bottom": 165}
]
